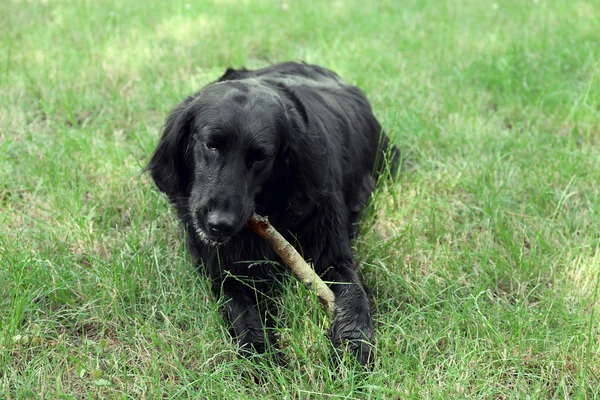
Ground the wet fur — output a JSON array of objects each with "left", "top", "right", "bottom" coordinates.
[{"left": 147, "top": 62, "right": 399, "bottom": 366}]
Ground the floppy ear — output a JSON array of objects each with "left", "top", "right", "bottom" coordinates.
[{"left": 147, "top": 96, "right": 197, "bottom": 202}]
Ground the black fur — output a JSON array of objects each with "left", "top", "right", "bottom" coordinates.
[{"left": 147, "top": 62, "right": 399, "bottom": 366}]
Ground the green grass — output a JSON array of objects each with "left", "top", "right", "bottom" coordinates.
[{"left": 1, "top": 0, "right": 599, "bottom": 398}]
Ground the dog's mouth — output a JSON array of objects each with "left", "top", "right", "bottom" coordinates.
[
  {"left": 192, "top": 207, "right": 254, "bottom": 247},
  {"left": 195, "top": 227, "right": 230, "bottom": 247}
]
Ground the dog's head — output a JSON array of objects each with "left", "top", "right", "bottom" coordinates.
[{"left": 147, "top": 81, "right": 291, "bottom": 245}]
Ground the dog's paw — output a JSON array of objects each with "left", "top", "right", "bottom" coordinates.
[
  {"left": 329, "top": 309, "right": 375, "bottom": 368},
  {"left": 237, "top": 329, "right": 287, "bottom": 370},
  {"left": 237, "top": 327, "right": 278, "bottom": 354},
  {"left": 328, "top": 283, "right": 375, "bottom": 368}
]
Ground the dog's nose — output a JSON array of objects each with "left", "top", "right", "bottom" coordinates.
[{"left": 206, "top": 210, "right": 238, "bottom": 237}]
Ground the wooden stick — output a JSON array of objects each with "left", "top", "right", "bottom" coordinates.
[{"left": 247, "top": 214, "right": 336, "bottom": 314}]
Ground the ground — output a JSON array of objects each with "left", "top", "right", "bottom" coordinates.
[{"left": 1, "top": 0, "right": 599, "bottom": 398}]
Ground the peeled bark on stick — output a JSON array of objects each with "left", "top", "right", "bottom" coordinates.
[{"left": 247, "top": 214, "right": 336, "bottom": 314}]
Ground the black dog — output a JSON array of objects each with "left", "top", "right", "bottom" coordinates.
[{"left": 147, "top": 62, "right": 398, "bottom": 366}]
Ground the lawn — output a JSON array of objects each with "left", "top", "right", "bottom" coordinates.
[{"left": 1, "top": 0, "right": 599, "bottom": 398}]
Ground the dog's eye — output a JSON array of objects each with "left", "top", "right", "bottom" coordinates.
[
  {"left": 253, "top": 152, "right": 267, "bottom": 162},
  {"left": 205, "top": 140, "right": 221, "bottom": 151},
  {"left": 249, "top": 150, "right": 268, "bottom": 165}
]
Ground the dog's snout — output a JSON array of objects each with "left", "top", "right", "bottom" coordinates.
[{"left": 206, "top": 210, "right": 238, "bottom": 237}]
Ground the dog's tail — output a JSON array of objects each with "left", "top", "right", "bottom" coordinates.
[
  {"left": 387, "top": 142, "right": 401, "bottom": 178},
  {"left": 376, "top": 134, "right": 401, "bottom": 181}
]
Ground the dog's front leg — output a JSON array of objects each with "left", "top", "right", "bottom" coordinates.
[
  {"left": 216, "top": 277, "right": 276, "bottom": 355},
  {"left": 302, "top": 201, "right": 376, "bottom": 367},
  {"left": 324, "top": 260, "right": 375, "bottom": 367}
]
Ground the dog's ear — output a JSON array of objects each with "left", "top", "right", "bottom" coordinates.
[{"left": 147, "top": 96, "right": 197, "bottom": 201}]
